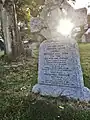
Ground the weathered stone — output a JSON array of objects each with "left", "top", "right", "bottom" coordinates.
[
  {"left": 30, "top": 17, "right": 46, "bottom": 33},
  {"left": 32, "top": 38, "right": 90, "bottom": 101},
  {"left": 81, "top": 34, "right": 86, "bottom": 43},
  {"left": 30, "top": 17, "right": 50, "bottom": 39}
]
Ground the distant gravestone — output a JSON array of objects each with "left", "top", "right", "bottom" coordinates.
[
  {"left": 32, "top": 38, "right": 90, "bottom": 101},
  {"left": 82, "top": 34, "right": 86, "bottom": 43},
  {"left": 30, "top": 17, "right": 44, "bottom": 33}
]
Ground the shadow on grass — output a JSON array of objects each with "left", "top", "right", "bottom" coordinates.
[{"left": 0, "top": 94, "right": 90, "bottom": 120}]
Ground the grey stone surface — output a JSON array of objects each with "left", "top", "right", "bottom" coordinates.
[
  {"left": 30, "top": 17, "right": 51, "bottom": 39},
  {"left": 32, "top": 38, "right": 90, "bottom": 101},
  {"left": 82, "top": 34, "right": 86, "bottom": 43},
  {"left": 40, "top": 6, "right": 62, "bottom": 38},
  {"left": 30, "top": 17, "right": 46, "bottom": 33}
]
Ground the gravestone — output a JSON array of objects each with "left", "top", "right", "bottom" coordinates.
[
  {"left": 32, "top": 38, "right": 90, "bottom": 101},
  {"left": 30, "top": 17, "right": 46, "bottom": 33}
]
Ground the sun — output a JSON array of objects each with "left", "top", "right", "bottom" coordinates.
[{"left": 57, "top": 19, "right": 74, "bottom": 36}]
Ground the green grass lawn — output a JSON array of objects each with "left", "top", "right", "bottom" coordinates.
[
  {"left": 0, "top": 43, "right": 90, "bottom": 120},
  {"left": 79, "top": 43, "right": 90, "bottom": 89}
]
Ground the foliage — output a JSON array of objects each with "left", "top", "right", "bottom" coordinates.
[
  {"left": 13, "top": 0, "right": 45, "bottom": 42},
  {"left": 15, "top": 0, "right": 45, "bottom": 22}
]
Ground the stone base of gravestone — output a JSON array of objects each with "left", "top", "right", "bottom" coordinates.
[
  {"left": 32, "top": 84, "right": 90, "bottom": 101},
  {"left": 32, "top": 38, "right": 90, "bottom": 101}
]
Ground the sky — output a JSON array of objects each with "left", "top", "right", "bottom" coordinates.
[
  {"left": 75, "top": 0, "right": 88, "bottom": 9},
  {"left": 68, "top": 0, "right": 89, "bottom": 9}
]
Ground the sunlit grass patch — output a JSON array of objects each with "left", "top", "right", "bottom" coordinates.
[{"left": 79, "top": 43, "right": 90, "bottom": 89}]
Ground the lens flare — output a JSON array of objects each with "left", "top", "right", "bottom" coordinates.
[{"left": 57, "top": 19, "right": 74, "bottom": 36}]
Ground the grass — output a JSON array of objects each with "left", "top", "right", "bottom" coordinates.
[
  {"left": 79, "top": 43, "right": 90, "bottom": 89},
  {"left": 0, "top": 43, "right": 90, "bottom": 120}
]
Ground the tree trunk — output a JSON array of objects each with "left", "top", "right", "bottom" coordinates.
[
  {"left": 0, "top": 3, "right": 12, "bottom": 56},
  {"left": 0, "top": 0, "right": 24, "bottom": 59},
  {"left": 12, "top": 0, "right": 24, "bottom": 58}
]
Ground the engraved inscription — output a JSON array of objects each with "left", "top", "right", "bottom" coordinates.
[{"left": 39, "top": 41, "right": 79, "bottom": 87}]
